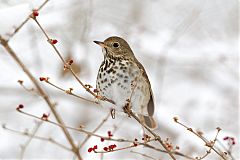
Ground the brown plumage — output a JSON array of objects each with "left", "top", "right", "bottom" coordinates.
[{"left": 94, "top": 36, "right": 157, "bottom": 128}]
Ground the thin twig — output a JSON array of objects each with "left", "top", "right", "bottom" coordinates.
[
  {"left": 79, "top": 112, "right": 111, "bottom": 149},
  {"left": 20, "top": 121, "right": 42, "bottom": 159},
  {"left": 5, "top": 108, "right": 195, "bottom": 159},
  {"left": 196, "top": 128, "right": 221, "bottom": 160},
  {"left": 129, "top": 111, "right": 176, "bottom": 160},
  {"left": 130, "top": 150, "right": 158, "bottom": 160},
  {"left": 0, "top": 35, "right": 82, "bottom": 160},
  {"left": 7, "top": 0, "right": 50, "bottom": 41},
  {"left": 44, "top": 79, "right": 97, "bottom": 104},
  {"left": 174, "top": 118, "right": 228, "bottom": 160},
  {"left": 2, "top": 124, "right": 71, "bottom": 151},
  {"left": 32, "top": 17, "right": 115, "bottom": 105}
]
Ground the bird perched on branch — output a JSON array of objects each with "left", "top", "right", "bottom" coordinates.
[{"left": 94, "top": 36, "right": 156, "bottom": 128}]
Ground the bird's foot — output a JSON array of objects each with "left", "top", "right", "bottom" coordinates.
[{"left": 123, "top": 99, "right": 132, "bottom": 117}]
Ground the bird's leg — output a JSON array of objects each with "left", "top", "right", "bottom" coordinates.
[{"left": 123, "top": 99, "right": 132, "bottom": 117}]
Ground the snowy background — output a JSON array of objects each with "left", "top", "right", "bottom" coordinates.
[{"left": 0, "top": 0, "right": 238, "bottom": 159}]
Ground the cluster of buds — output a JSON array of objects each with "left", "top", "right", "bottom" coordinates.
[
  {"left": 103, "top": 144, "right": 117, "bottom": 152},
  {"left": 100, "top": 130, "right": 117, "bottom": 152},
  {"left": 88, "top": 131, "right": 117, "bottom": 153},
  {"left": 88, "top": 145, "right": 97, "bottom": 153},
  {"left": 133, "top": 138, "right": 138, "bottom": 146},
  {"left": 39, "top": 77, "right": 49, "bottom": 82},
  {"left": 164, "top": 138, "right": 173, "bottom": 151},
  {"left": 223, "top": 136, "right": 236, "bottom": 145},
  {"left": 108, "top": 131, "right": 113, "bottom": 137},
  {"left": 142, "top": 134, "right": 151, "bottom": 141}
]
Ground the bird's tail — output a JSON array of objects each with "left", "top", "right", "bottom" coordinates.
[{"left": 138, "top": 114, "right": 157, "bottom": 129}]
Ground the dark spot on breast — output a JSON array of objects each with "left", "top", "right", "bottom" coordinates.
[
  {"left": 124, "top": 79, "right": 128, "bottom": 83},
  {"left": 117, "top": 82, "right": 121, "bottom": 86},
  {"left": 108, "top": 83, "right": 111, "bottom": 86},
  {"left": 107, "top": 68, "right": 114, "bottom": 74},
  {"left": 124, "top": 76, "right": 128, "bottom": 79},
  {"left": 99, "top": 73, "right": 102, "bottom": 79},
  {"left": 122, "top": 70, "right": 126, "bottom": 73},
  {"left": 101, "top": 67, "right": 103, "bottom": 72},
  {"left": 116, "top": 73, "right": 123, "bottom": 78},
  {"left": 120, "top": 66, "right": 124, "bottom": 69},
  {"left": 109, "top": 59, "right": 114, "bottom": 63},
  {"left": 114, "top": 66, "right": 118, "bottom": 69},
  {"left": 112, "top": 78, "right": 118, "bottom": 83},
  {"left": 104, "top": 60, "right": 108, "bottom": 70},
  {"left": 104, "top": 78, "right": 107, "bottom": 82}
]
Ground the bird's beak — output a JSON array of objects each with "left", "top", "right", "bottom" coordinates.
[{"left": 93, "top": 41, "right": 106, "bottom": 48}]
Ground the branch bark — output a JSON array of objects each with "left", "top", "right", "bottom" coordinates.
[{"left": 0, "top": 36, "right": 82, "bottom": 160}]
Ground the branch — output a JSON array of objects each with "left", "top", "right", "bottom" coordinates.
[
  {"left": 16, "top": 108, "right": 194, "bottom": 159},
  {"left": 174, "top": 117, "right": 228, "bottom": 160},
  {"left": 129, "top": 111, "right": 176, "bottom": 160},
  {"left": 2, "top": 124, "right": 71, "bottom": 152},
  {"left": 7, "top": 0, "right": 50, "bottom": 41},
  {"left": 0, "top": 35, "right": 82, "bottom": 160}
]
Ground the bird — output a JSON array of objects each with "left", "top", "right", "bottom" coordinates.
[{"left": 94, "top": 36, "right": 157, "bottom": 128}]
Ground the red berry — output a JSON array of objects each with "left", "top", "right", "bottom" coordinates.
[
  {"left": 16, "top": 104, "right": 24, "bottom": 110},
  {"left": 93, "top": 89, "right": 99, "bottom": 93},
  {"left": 112, "top": 144, "right": 117, "bottom": 148},
  {"left": 108, "top": 131, "right": 113, "bottom": 137},
  {"left": 41, "top": 113, "right": 49, "bottom": 120},
  {"left": 103, "top": 147, "right": 108, "bottom": 151},
  {"left": 32, "top": 10, "right": 39, "bottom": 17},
  {"left": 223, "top": 136, "right": 229, "bottom": 140},
  {"left": 100, "top": 137, "right": 105, "bottom": 142},
  {"left": 134, "top": 138, "right": 138, "bottom": 141},
  {"left": 51, "top": 39, "right": 58, "bottom": 44},
  {"left": 39, "top": 77, "right": 46, "bottom": 81},
  {"left": 88, "top": 147, "right": 93, "bottom": 153},
  {"left": 93, "top": 145, "right": 98, "bottom": 150}
]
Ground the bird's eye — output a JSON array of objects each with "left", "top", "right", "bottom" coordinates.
[{"left": 113, "top": 42, "right": 120, "bottom": 48}]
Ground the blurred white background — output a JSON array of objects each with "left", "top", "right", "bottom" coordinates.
[{"left": 0, "top": 0, "right": 238, "bottom": 159}]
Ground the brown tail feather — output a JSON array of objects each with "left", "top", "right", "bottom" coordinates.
[{"left": 138, "top": 114, "right": 157, "bottom": 129}]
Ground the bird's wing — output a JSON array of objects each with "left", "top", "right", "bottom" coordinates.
[{"left": 135, "top": 59, "right": 155, "bottom": 116}]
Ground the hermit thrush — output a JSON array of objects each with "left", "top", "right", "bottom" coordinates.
[{"left": 94, "top": 36, "right": 157, "bottom": 128}]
